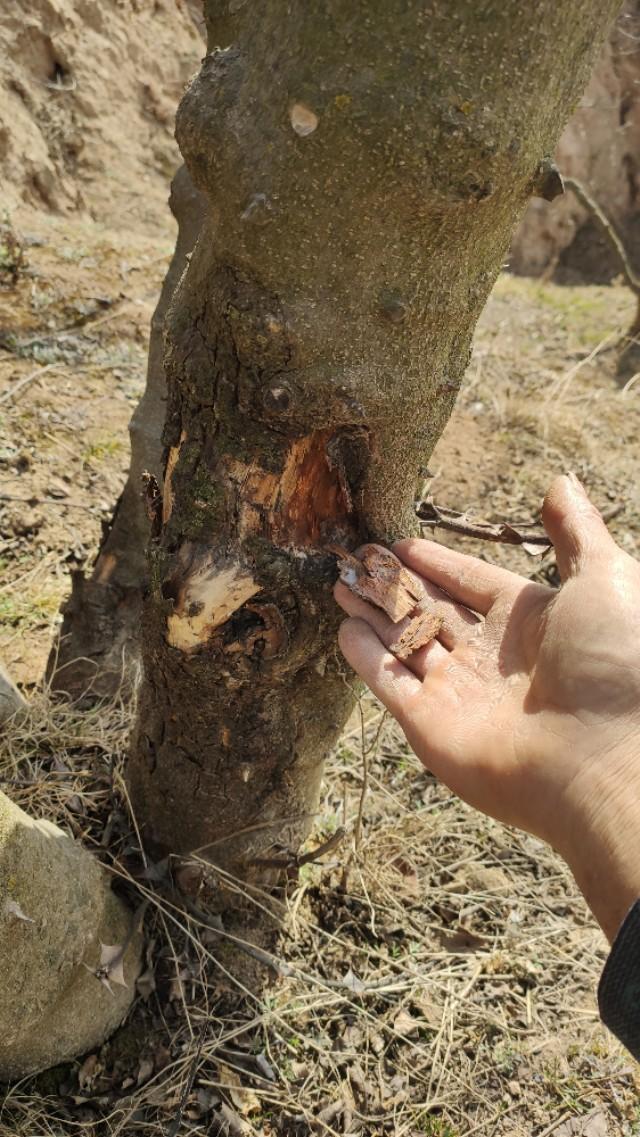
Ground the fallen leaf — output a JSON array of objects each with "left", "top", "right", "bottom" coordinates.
[
  {"left": 554, "top": 1112, "right": 608, "bottom": 1137},
  {"left": 78, "top": 1053, "right": 100, "bottom": 1091},
  {"left": 219, "top": 1064, "right": 261, "bottom": 1116},
  {"left": 217, "top": 1101, "right": 252, "bottom": 1135},
  {"left": 393, "top": 1009, "right": 420, "bottom": 1039},
  {"left": 99, "top": 942, "right": 127, "bottom": 988},
  {"left": 136, "top": 964, "right": 156, "bottom": 1000},
  {"left": 341, "top": 968, "right": 366, "bottom": 994}
]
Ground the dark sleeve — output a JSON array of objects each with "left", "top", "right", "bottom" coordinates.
[{"left": 598, "top": 899, "right": 640, "bottom": 1060}]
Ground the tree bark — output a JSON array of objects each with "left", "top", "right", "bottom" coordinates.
[
  {"left": 0, "top": 791, "right": 140, "bottom": 1079},
  {"left": 47, "top": 167, "right": 207, "bottom": 700},
  {"left": 127, "top": 0, "right": 619, "bottom": 875}
]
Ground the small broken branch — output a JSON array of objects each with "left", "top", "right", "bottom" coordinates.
[
  {"left": 0, "top": 363, "right": 58, "bottom": 406},
  {"left": 416, "top": 500, "right": 552, "bottom": 552},
  {"left": 249, "top": 826, "right": 347, "bottom": 871},
  {"left": 563, "top": 176, "right": 640, "bottom": 296},
  {"left": 416, "top": 499, "right": 623, "bottom": 550}
]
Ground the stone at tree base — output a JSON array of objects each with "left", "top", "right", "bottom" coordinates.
[
  {"left": 0, "top": 792, "right": 141, "bottom": 1080},
  {"left": 0, "top": 659, "right": 26, "bottom": 726}
]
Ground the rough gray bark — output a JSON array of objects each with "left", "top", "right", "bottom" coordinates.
[
  {"left": 128, "top": 0, "right": 619, "bottom": 876},
  {"left": 48, "top": 167, "right": 207, "bottom": 699}
]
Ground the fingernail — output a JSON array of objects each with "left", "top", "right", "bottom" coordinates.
[{"left": 565, "top": 471, "right": 587, "bottom": 496}]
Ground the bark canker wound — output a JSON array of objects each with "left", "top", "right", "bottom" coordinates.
[{"left": 163, "top": 427, "right": 361, "bottom": 653}]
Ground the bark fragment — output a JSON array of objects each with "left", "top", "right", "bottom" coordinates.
[
  {"left": 334, "top": 544, "right": 443, "bottom": 659},
  {"left": 332, "top": 544, "right": 426, "bottom": 622},
  {"left": 389, "top": 611, "right": 443, "bottom": 660}
]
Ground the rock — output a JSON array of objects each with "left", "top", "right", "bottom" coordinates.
[{"left": 0, "top": 791, "right": 141, "bottom": 1080}]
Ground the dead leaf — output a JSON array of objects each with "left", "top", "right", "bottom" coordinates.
[
  {"left": 217, "top": 1101, "right": 252, "bottom": 1135},
  {"left": 136, "top": 1056, "right": 154, "bottom": 1086},
  {"left": 554, "top": 1112, "right": 608, "bottom": 1137},
  {"left": 175, "top": 860, "right": 203, "bottom": 897},
  {"left": 410, "top": 991, "right": 445, "bottom": 1030},
  {"left": 99, "top": 942, "right": 127, "bottom": 988},
  {"left": 341, "top": 967, "right": 366, "bottom": 994},
  {"left": 219, "top": 1064, "right": 261, "bottom": 1116},
  {"left": 136, "top": 964, "right": 156, "bottom": 1000},
  {"left": 78, "top": 1053, "right": 100, "bottom": 1091},
  {"left": 4, "top": 898, "right": 35, "bottom": 923},
  {"left": 393, "top": 1009, "right": 420, "bottom": 1039}
]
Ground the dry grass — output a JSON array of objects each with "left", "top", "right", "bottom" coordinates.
[{"left": 1, "top": 691, "right": 639, "bottom": 1136}]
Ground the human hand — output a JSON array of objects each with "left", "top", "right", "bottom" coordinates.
[{"left": 335, "top": 475, "right": 640, "bottom": 942}]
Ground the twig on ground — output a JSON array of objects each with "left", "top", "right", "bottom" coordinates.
[
  {"left": 166, "top": 1023, "right": 207, "bottom": 1137},
  {"left": 0, "top": 362, "right": 58, "bottom": 405},
  {"left": 0, "top": 492, "right": 96, "bottom": 511},
  {"left": 417, "top": 499, "right": 624, "bottom": 551},
  {"left": 534, "top": 1111, "right": 574, "bottom": 1137},
  {"left": 416, "top": 500, "right": 552, "bottom": 551},
  {"left": 250, "top": 826, "right": 347, "bottom": 870}
]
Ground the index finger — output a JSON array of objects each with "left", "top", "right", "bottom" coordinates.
[{"left": 392, "top": 538, "right": 533, "bottom": 615}]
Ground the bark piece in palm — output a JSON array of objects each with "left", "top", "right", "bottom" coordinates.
[
  {"left": 389, "top": 610, "right": 443, "bottom": 659},
  {"left": 332, "top": 543, "right": 442, "bottom": 658}
]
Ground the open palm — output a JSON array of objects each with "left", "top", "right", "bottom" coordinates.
[{"left": 336, "top": 475, "right": 640, "bottom": 939}]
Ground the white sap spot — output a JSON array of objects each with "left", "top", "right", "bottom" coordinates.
[{"left": 290, "top": 102, "right": 319, "bottom": 137}]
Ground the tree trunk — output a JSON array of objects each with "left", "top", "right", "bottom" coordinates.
[
  {"left": 47, "top": 167, "right": 207, "bottom": 700},
  {"left": 0, "top": 791, "right": 140, "bottom": 1080},
  {"left": 127, "top": 0, "right": 619, "bottom": 875}
]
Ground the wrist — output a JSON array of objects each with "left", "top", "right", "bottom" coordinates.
[{"left": 556, "top": 748, "right": 640, "bottom": 943}]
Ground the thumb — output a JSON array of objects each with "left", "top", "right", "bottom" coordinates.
[{"left": 542, "top": 473, "right": 616, "bottom": 580}]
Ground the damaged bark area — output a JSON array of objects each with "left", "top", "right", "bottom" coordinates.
[{"left": 127, "top": 0, "right": 618, "bottom": 880}]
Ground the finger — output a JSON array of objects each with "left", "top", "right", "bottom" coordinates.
[
  {"left": 541, "top": 473, "right": 617, "bottom": 581},
  {"left": 334, "top": 581, "right": 450, "bottom": 678},
  {"left": 335, "top": 572, "right": 479, "bottom": 651},
  {"left": 392, "top": 538, "right": 527, "bottom": 615},
  {"left": 338, "top": 617, "right": 424, "bottom": 717}
]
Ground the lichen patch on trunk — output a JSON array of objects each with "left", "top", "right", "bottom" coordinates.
[{"left": 166, "top": 547, "right": 260, "bottom": 651}]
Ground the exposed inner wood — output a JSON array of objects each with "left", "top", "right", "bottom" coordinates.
[
  {"left": 229, "top": 428, "right": 355, "bottom": 548},
  {"left": 166, "top": 428, "right": 359, "bottom": 654},
  {"left": 163, "top": 430, "right": 186, "bottom": 525},
  {"left": 166, "top": 547, "right": 260, "bottom": 651}
]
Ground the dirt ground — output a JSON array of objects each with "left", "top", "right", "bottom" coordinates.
[{"left": 2, "top": 28, "right": 640, "bottom": 1133}]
